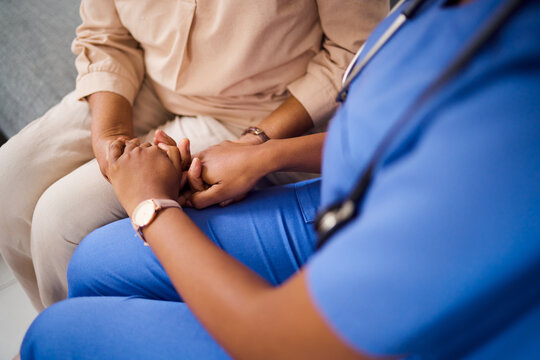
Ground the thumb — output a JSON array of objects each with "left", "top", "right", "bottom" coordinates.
[
  {"left": 219, "top": 193, "right": 247, "bottom": 207},
  {"left": 154, "top": 129, "right": 177, "bottom": 146},
  {"left": 188, "top": 157, "right": 205, "bottom": 192},
  {"left": 158, "top": 143, "right": 181, "bottom": 175},
  {"left": 190, "top": 185, "right": 226, "bottom": 209},
  {"left": 177, "top": 138, "right": 191, "bottom": 171}
]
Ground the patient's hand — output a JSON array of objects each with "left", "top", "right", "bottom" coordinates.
[
  {"left": 154, "top": 130, "right": 267, "bottom": 209},
  {"left": 154, "top": 130, "right": 202, "bottom": 204}
]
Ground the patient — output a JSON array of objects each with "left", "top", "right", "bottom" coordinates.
[
  {"left": 21, "top": 0, "right": 540, "bottom": 358},
  {"left": 0, "top": 0, "right": 387, "bottom": 311}
]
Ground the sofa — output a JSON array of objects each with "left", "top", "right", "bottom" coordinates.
[{"left": 0, "top": 0, "right": 81, "bottom": 144}]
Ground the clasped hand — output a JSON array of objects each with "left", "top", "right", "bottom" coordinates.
[{"left": 106, "top": 131, "right": 267, "bottom": 216}]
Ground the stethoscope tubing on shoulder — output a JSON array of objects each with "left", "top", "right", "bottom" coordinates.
[
  {"left": 315, "top": 0, "right": 529, "bottom": 250},
  {"left": 337, "top": 0, "right": 426, "bottom": 103}
]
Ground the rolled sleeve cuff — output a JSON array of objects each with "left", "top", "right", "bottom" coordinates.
[
  {"left": 287, "top": 73, "right": 339, "bottom": 127},
  {"left": 75, "top": 71, "right": 139, "bottom": 105}
]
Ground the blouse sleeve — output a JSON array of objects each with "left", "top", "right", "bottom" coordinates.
[
  {"left": 287, "top": 0, "right": 388, "bottom": 127},
  {"left": 71, "top": 0, "right": 145, "bottom": 104}
]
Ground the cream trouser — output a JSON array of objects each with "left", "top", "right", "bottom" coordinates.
[{"left": 0, "top": 79, "right": 243, "bottom": 310}]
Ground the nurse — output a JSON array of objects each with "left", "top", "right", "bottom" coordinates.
[{"left": 21, "top": 0, "right": 540, "bottom": 358}]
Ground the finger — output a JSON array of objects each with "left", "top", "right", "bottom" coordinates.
[
  {"left": 124, "top": 138, "right": 141, "bottom": 153},
  {"left": 190, "top": 184, "right": 228, "bottom": 209},
  {"left": 158, "top": 143, "right": 182, "bottom": 174},
  {"left": 187, "top": 157, "right": 205, "bottom": 192},
  {"left": 219, "top": 193, "right": 246, "bottom": 207},
  {"left": 219, "top": 199, "right": 233, "bottom": 207},
  {"left": 140, "top": 142, "right": 152, "bottom": 148},
  {"left": 177, "top": 138, "right": 191, "bottom": 171},
  {"left": 159, "top": 130, "right": 177, "bottom": 145},
  {"left": 177, "top": 188, "right": 193, "bottom": 207},
  {"left": 153, "top": 129, "right": 177, "bottom": 146},
  {"left": 108, "top": 139, "right": 125, "bottom": 163},
  {"left": 179, "top": 171, "right": 188, "bottom": 190}
]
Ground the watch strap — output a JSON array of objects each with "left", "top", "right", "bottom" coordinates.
[
  {"left": 242, "top": 126, "right": 270, "bottom": 143},
  {"left": 152, "top": 198, "right": 181, "bottom": 211},
  {"left": 132, "top": 199, "right": 181, "bottom": 244}
]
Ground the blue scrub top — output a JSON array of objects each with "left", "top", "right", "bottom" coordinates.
[{"left": 307, "top": 0, "right": 540, "bottom": 358}]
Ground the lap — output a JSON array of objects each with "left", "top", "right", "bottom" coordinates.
[
  {"left": 21, "top": 296, "right": 230, "bottom": 360},
  {"left": 68, "top": 178, "right": 321, "bottom": 300}
]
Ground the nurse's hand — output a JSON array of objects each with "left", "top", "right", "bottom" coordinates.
[
  {"left": 188, "top": 140, "right": 268, "bottom": 208},
  {"left": 107, "top": 139, "right": 183, "bottom": 217},
  {"left": 154, "top": 130, "right": 326, "bottom": 209}
]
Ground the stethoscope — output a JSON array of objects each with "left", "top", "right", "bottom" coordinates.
[
  {"left": 337, "top": 0, "right": 428, "bottom": 103},
  {"left": 315, "top": 0, "right": 527, "bottom": 249}
]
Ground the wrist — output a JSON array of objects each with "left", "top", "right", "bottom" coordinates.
[
  {"left": 94, "top": 132, "right": 131, "bottom": 145},
  {"left": 241, "top": 127, "right": 270, "bottom": 144},
  {"left": 237, "top": 133, "right": 265, "bottom": 145},
  {"left": 130, "top": 199, "right": 182, "bottom": 244},
  {"left": 125, "top": 193, "right": 177, "bottom": 218},
  {"left": 256, "top": 139, "right": 283, "bottom": 175},
  {"left": 92, "top": 133, "right": 130, "bottom": 154},
  {"left": 142, "top": 206, "right": 183, "bottom": 244}
]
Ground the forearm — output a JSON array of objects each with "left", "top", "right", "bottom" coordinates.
[
  {"left": 144, "top": 205, "right": 367, "bottom": 359},
  {"left": 108, "top": 140, "right": 367, "bottom": 358},
  {"left": 262, "top": 132, "right": 326, "bottom": 174},
  {"left": 144, "top": 208, "right": 274, "bottom": 356},
  {"left": 244, "top": 95, "right": 314, "bottom": 142},
  {"left": 88, "top": 91, "right": 134, "bottom": 147}
]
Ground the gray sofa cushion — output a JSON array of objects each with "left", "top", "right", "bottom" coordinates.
[{"left": 0, "top": 0, "right": 80, "bottom": 138}]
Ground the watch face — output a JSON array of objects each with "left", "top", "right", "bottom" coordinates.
[{"left": 132, "top": 200, "right": 156, "bottom": 227}]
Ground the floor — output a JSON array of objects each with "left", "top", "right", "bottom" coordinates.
[{"left": 0, "top": 256, "right": 37, "bottom": 360}]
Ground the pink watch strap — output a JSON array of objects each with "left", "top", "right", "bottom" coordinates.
[
  {"left": 133, "top": 199, "right": 181, "bottom": 244},
  {"left": 153, "top": 199, "right": 181, "bottom": 211}
]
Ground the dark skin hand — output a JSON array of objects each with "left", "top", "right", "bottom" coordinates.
[
  {"left": 183, "top": 139, "right": 269, "bottom": 208},
  {"left": 106, "top": 141, "right": 385, "bottom": 359},
  {"left": 153, "top": 94, "right": 318, "bottom": 207},
  {"left": 238, "top": 95, "right": 314, "bottom": 143},
  {"left": 153, "top": 129, "right": 326, "bottom": 209}
]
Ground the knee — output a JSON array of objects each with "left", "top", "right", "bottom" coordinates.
[
  {"left": 20, "top": 300, "right": 79, "bottom": 359},
  {"left": 0, "top": 137, "right": 32, "bottom": 230},
  {"left": 21, "top": 305, "right": 60, "bottom": 358},
  {"left": 30, "top": 183, "right": 82, "bottom": 306},
  {"left": 31, "top": 183, "right": 78, "bottom": 264},
  {"left": 0, "top": 130, "right": 24, "bottom": 170}
]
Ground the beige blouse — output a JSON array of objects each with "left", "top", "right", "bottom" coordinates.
[{"left": 72, "top": 0, "right": 388, "bottom": 129}]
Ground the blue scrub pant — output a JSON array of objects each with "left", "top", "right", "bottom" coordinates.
[{"left": 21, "top": 179, "right": 321, "bottom": 359}]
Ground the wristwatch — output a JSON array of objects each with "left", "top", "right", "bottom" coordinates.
[
  {"left": 242, "top": 126, "right": 270, "bottom": 143},
  {"left": 131, "top": 199, "right": 181, "bottom": 243}
]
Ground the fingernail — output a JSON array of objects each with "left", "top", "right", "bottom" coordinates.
[{"left": 158, "top": 143, "right": 168, "bottom": 151}]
